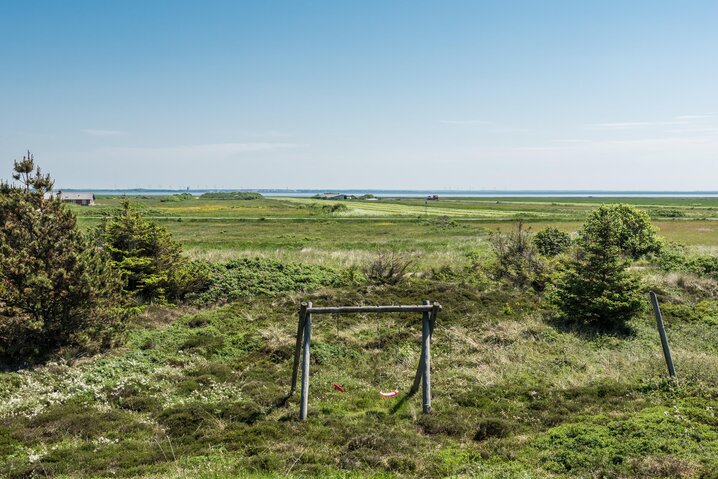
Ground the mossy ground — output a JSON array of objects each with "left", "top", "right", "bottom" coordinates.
[{"left": 2, "top": 278, "right": 718, "bottom": 478}]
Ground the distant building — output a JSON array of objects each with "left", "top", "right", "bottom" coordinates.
[
  {"left": 426, "top": 194, "right": 439, "bottom": 201},
  {"left": 47, "top": 190, "right": 96, "bottom": 206}
]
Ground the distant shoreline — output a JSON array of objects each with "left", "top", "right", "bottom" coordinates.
[{"left": 57, "top": 188, "right": 718, "bottom": 198}]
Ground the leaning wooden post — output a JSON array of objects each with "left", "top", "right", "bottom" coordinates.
[
  {"left": 299, "top": 302, "right": 312, "bottom": 420},
  {"left": 289, "top": 303, "right": 308, "bottom": 395},
  {"left": 649, "top": 292, "right": 676, "bottom": 378},
  {"left": 421, "top": 300, "right": 432, "bottom": 414}
]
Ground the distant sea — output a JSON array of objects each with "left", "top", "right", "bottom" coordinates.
[{"left": 60, "top": 189, "right": 718, "bottom": 198}]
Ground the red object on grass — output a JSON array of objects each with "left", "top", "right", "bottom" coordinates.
[
  {"left": 379, "top": 389, "right": 399, "bottom": 398},
  {"left": 332, "top": 383, "right": 345, "bottom": 392}
]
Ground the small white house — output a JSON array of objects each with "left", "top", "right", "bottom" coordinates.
[
  {"left": 60, "top": 192, "right": 96, "bottom": 206},
  {"left": 45, "top": 190, "right": 96, "bottom": 206}
]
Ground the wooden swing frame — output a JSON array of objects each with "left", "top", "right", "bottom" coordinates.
[{"left": 288, "top": 300, "right": 442, "bottom": 420}]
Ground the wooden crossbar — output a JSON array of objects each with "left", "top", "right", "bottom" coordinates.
[
  {"left": 306, "top": 304, "right": 440, "bottom": 314},
  {"left": 290, "top": 301, "right": 442, "bottom": 420}
]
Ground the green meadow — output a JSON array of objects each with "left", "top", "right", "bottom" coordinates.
[
  {"left": 3, "top": 195, "right": 718, "bottom": 478},
  {"left": 74, "top": 195, "right": 718, "bottom": 267}
]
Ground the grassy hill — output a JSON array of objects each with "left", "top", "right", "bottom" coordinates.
[{"left": 2, "top": 276, "right": 718, "bottom": 478}]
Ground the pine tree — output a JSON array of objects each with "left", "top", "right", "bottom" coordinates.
[
  {"left": 93, "top": 201, "right": 192, "bottom": 303},
  {"left": 551, "top": 211, "right": 645, "bottom": 331},
  {"left": 0, "top": 154, "right": 123, "bottom": 361}
]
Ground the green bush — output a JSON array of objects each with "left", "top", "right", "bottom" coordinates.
[
  {"left": 651, "top": 242, "right": 718, "bottom": 284},
  {"left": 582, "top": 204, "right": 662, "bottom": 259},
  {"left": 93, "top": 201, "right": 208, "bottom": 303},
  {"left": 0, "top": 154, "right": 124, "bottom": 362},
  {"left": 159, "top": 192, "right": 194, "bottom": 202},
  {"left": 533, "top": 227, "right": 572, "bottom": 256},
  {"left": 199, "top": 191, "right": 263, "bottom": 200},
  {"left": 659, "top": 300, "right": 718, "bottom": 325},
  {"left": 187, "top": 257, "right": 342, "bottom": 305}
]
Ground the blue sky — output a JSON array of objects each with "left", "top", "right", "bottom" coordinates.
[{"left": 1, "top": 1, "right": 717, "bottom": 189}]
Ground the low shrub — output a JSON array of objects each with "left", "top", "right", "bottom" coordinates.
[
  {"left": 659, "top": 300, "right": 718, "bottom": 325},
  {"left": 535, "top": 400, "right": 718, "bottom": 476},
  {"left": 362, "top": 251, "right": 414, "bottom": 285},
  {"left": 187, "top": 257, "right": 342, "bottom": 305},
  {"left": 159, "top": 192, "right": 194, "bottom": 202},
  {"left": 649, "top": 208, "right": 686, "bottom": 218},
  {"left": 533, "top": 227, "right": 572, "bottom": 256},
  {"left": 487, "top": 222, "right": 549, "bottom": 290},
  {"left": 157, "top": 402, "right": 217, "bottom": 439},
  {"left": 323, "top": 203, "right": 348, "bottom": 214},
  {"left": 652, "top": 242, "right": 718, "bottom": 283},
  {"left": 474, "top": 417, "right": 516, "bottom": 441}
]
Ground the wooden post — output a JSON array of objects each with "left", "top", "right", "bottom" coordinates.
[
  {"left": 290, "top": 303, "right": 308, "bottom": 395},
  {"left": 429, "top": 302, "right": 439, "bottom": 336},
  {"left": 421, "top": 300, "right": 432, "bottom": 414},
  {"left": 409, "top": 349, "right": 424, "bottom": 395},
  {"left": 299, "top": 302, "right": 312, "bottom": 420},
  {"left": 649, "top": 292, "right": 676, "bottom": 377}
]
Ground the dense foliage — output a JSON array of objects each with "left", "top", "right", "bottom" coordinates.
[
  {"left": 93, "top": 201, "right": 206, "bottom": 303},
  {"left": 0, "top": 154, "right": 123, "bottom": 361},
  {"left": 199, "top": 191, "right": 263, "bottom": 200},
  {"left": 533, "top": 227, "right": 572, "bottom": 256},
  {"left": 551, "top": 211, "right": 645, "bottom": 331},
  {"left": 187, "top": 257, "right": 342, "bottom": 305},
  {"left": 582, "top": 204, "right": 662, "bottom": 259}
]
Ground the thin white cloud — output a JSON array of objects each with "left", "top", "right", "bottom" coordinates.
[
  {"left": 82, "top": 129, "right": 127, "bottom": 137},
  {"left": 240, "top": 130, "right": 294, "bottom": 138},
  {"left": 588, "top": 114, "right": 716, "bottom": 131},
  {"left": 439, "top": 120, "right": 491, "bottom": 125},
  {"left": 587, "top": 121, "right": 678, "bottom": 131}
]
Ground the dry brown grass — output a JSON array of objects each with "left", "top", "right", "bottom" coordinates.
[{"left": 632, "top": 455, "right": 701, "bottom": 478}]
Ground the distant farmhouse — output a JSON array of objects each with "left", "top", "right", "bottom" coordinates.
[
  {"left": 45, "top": 190, "right": 96, "bottom": 206},
  {"left": 426, "top": 194, "right": 439, "bottom": 201}
]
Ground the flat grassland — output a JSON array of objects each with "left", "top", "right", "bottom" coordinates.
[{"left": 75, "top": 195, "right": 718, "bottom": 266}]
